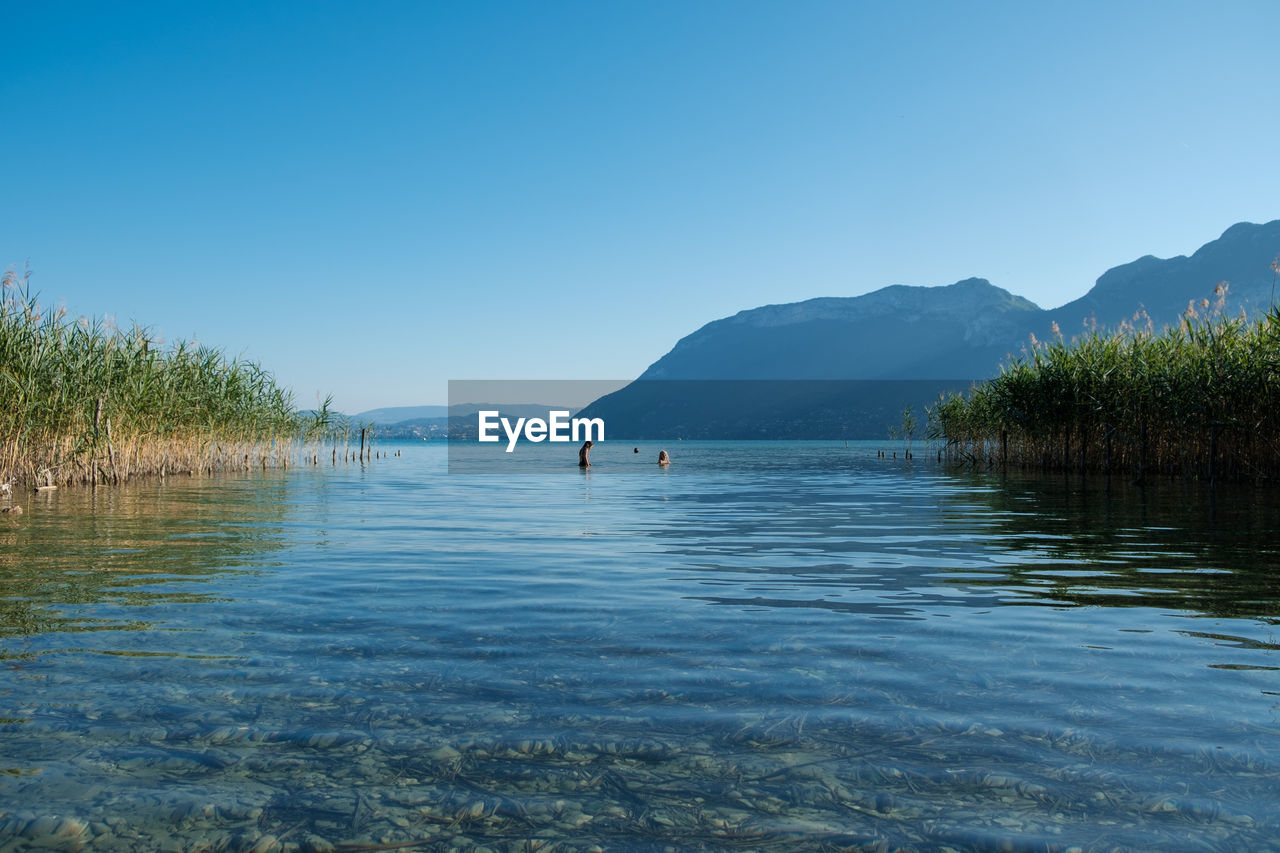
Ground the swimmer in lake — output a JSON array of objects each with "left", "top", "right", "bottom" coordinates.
[
  {"left": 579, "top": 440, "right": 593, "bottom": 467},
  {"left": 658, "top": 450, "right": 670, "bottom": 466}
]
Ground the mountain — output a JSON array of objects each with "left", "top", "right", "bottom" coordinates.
[
  {"left": 1045, "top": 219, "right": 1280, "bottom": 334},
  {"left": 637, "top": 220, "right": 1280, "bottom": 385},
  {"left": 639, "top": 277, "right": 1041, "bottom": 381},
  {"left": 356, "top": 220, "right": 1279, "bottom": 440},
  {"left": 580, "top": 219, "right": 1280, "bottom": 439}
]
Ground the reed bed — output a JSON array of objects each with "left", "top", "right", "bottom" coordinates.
[
  {"left": 0, "top": 267, "right": 331, "bottom": 488},
  {"left": 931, "top": 287, "right": 1280, "bottom": 483}
]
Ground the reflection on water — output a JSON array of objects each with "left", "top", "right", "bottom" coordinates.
[
  {"left": 0, "top": 474, "right": 288, "bottom": 649},
  {"left": 934, "top": 470, "right": 1280, "bottom": 620},
  {"left": 0, "top": 442, "right": 1278, "bottom": 852}
]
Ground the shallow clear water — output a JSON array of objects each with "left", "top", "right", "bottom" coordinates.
[{"left": 2, "top": 441, "right": 1278, "bottom": 852}]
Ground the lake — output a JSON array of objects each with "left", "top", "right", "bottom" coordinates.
[{"left": 1, "top": 441, "right": 1278, "bottom": 852}]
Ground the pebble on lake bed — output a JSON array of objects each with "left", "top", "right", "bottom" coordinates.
[{"left": 300, "top": 836, "right": 335, "bottom": 853}]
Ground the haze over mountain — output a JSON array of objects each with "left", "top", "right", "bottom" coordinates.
[
  {"left": 352, "top": 405, "right": 448, "bottom": 423},
  {"left": 579, "top": 219, "right": 1280, "bottom": 439}
]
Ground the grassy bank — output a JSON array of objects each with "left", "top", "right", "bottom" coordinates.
[
  {"left": 931, "top": 290, "right": 1280, "bottom": 483},
  {"left": 1, "top": 267, "right": 315, "bottom": 488}
]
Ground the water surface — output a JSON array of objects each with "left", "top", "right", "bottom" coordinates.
[{"left": 1, "top": 441, "right": 1278, "bottom": 851}]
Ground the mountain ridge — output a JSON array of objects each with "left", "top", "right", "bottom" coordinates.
[
  {"left": 638, "top": 277, "right": 1045, "bottom": 381},
  {"left": 1045, "top": 219, "right": 1280, "bottom": 335},
  {"left": 639, "top": 219, "right": 1280, "bottom": 383},
  {"left": 577, "top": 218, "right": 1280, "bottom": 438}
]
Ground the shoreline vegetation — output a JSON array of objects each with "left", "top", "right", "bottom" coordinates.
[
  {"left": 1, "top": 267, "right": 368, "bottom": 491},
  {"left": 931, "top": 284, "right": 1280, "bottom": 484}
]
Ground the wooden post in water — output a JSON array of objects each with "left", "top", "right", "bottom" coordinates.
[{"left": 359, "top": 428, "right": 366, "bottom": 462}]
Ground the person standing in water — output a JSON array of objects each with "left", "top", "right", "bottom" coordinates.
[
  {"left": 657, "top": 450, "right": 670, "bottom": 466},
  {"left": 579, "top": 440, "right": 593, "bottom": 467}
]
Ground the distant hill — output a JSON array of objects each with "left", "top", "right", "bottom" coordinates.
[
  {"left": 361, "top": 403, "right": 583, "bottom": 439},
  {"left": 582, "top": 219, "right": 1280, "bottom": 439},
  {"left": 351, "top": 405, "right": 448, "bottom": 423}
]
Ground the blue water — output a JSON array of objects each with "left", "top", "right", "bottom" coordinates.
[{"left": 1, "top": 441, "right": 1278, "bottom": 851}]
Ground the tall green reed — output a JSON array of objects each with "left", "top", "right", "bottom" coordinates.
[
  {"left": 931, "top": 284, "right": 1280, "bottom": 483},
  {"left": 0, "top": 267, "right": 323, "bottom": 487}
]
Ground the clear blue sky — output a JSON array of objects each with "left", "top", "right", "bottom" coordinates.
[{"left": 3, "top": 1, "right": 1278, "bottom": 413}]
